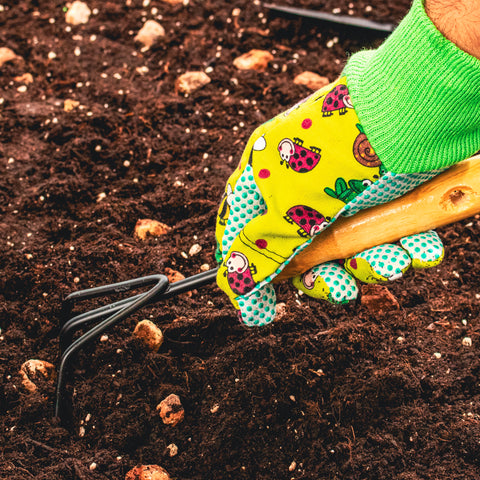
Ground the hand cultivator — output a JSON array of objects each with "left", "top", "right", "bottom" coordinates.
[
  {"left": 56, "top": 269, "right": 217, "bottom": 419},
  {"left": 56, "top": 156, "right": 480, "bottom": 420}
]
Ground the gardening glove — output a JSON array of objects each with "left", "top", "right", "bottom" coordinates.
[
  {"left": 216, "top": 0, "right": 480, "bottom": 326},
  {"left": 214, "top": 77, "right": 442, "bottom": 326},
  {"left": 292, "top": 230, "right": 444, "bottom": 303}
]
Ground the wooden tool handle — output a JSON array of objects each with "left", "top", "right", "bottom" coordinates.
[{"left": 275, "top": 155, "right": 480, "bottom": 282}]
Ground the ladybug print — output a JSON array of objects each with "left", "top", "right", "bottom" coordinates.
[
  {"left": 278, "top": 137, "right": 321, "bottom": 173},
  {"left": 284, "top": 205, "right": 329, "bottom": 238},
  {"left": 224, "top": 251, "right": 257, "bottom": 295},
  {"left": 301, "top": 268, "right": 319, "bottom": 290},
  {"left": 322, "top": 84, "right": 353, "bottom": 117}
]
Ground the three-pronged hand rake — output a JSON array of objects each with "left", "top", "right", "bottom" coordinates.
[
  {"left": 56, "top": 269, "right": 217, "bottom": 419},
  {"left": 55, "top": 156, "right": 480, "bottom": 421}
]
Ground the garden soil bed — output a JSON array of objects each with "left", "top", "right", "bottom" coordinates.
[{"left": 2, "top": 0, "right": 480, "bottom": 479}]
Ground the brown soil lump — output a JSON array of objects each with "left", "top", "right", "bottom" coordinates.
[{"left": 156, "top": 393, "right": 185, "bottom": 426}]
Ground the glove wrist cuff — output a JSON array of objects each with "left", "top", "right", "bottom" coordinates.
[{"left": 344, "top": 0, "right": 480, "bottom": 174}]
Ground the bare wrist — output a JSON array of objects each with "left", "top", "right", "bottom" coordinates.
[{"left": 425, "top": 0, "right": 480, "bottom": 58}]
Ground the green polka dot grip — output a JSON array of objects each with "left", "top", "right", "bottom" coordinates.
[
  {"left": 345, "top": 244, "right": 412, "bottom": 283},
  {"left": 294, "top": 230, "right": 444, "bottom": 304},
  {"left": 400, "top": 230, "right": 445, "bottom": 268}
]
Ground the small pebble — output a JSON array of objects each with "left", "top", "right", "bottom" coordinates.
[
  {"left": 293, "top": 71, "right": 329, "bottom": 90},
  {"left": 14, "top": 73, "right": 33, "bottom": 84},
  {"left": 233, "top": 49, "right": 273, "bottom": 72},
  {"left": 136, "top": 66, "right": 149, "bottom": 75},
  {"left": 66, "top": 1, "right": 91, "bottom": 25},
  {"left": 433, "top": 352, "right": 442, "bottom": 359},
  {"left": 165, "top": 268, "right": 185, "bottom": 283},
  {"left": 175, "top": 71, "right": 211, "bottom": 94},
  {"left": 166, "top": 444, "right": 178, "bottom": 457},
  {"left": 462, "top": 337, "right": 472, "bottom": 347},
  {"left": 125, "top": 465, "right": 170, "bottom": 480},
  {"left": 189, "top": 243, "right": 202, "bottom": 256},
  {"left": 157, "top": 394, "right": 185, "bottom": 426},
  {"left": 64, "top": 99, "right": 80, "bottom": 112},
  {"left": 133, "top": 319, "right": 164, "bottom": 352},
  {"left": 134, "top": 219, "right": 171, "bottom": 240},
  {"left": 19, "top": 359, "right": 55, "bottom": 393},
  {"left": 275, "top": 302, "right": 287, "bottom": 319},
  {"left": 134, "top": 20, "right": 165, "bottom": 48},
  {"left": 0, "top": 47, "right": 18, "bottom": 67}
]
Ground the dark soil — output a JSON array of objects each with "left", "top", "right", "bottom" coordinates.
[{"left": 2, "top": 1, "right": 480, "bottom": 479}]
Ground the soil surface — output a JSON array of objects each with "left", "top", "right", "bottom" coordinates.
[{"left": 2, "top": 1, "right": 480, "bottom": 479}]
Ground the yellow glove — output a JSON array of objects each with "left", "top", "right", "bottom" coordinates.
[{"left": 215, "top": 78, "right": 442, "bottom": 326}]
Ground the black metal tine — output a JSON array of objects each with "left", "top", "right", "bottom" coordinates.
[
  {"left": 55, "top": 268, "right": 219, "bottom": 420},
  {"left": 61, "top": 274, "right": 166, "bottom": 322},
  {"left": 59, "top": 268, "right": 219, "bottom": 351},
  {"left": 55, "top": 274, "right": 170, "bottom": 419},
  {"left": 59, "top": 292, "right": 146, "bottom": 352}
]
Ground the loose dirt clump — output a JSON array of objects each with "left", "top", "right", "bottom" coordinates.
[{"left": 2, "top": 1, "right": 480, "bottom": 479}]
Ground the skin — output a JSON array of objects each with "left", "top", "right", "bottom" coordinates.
[{"left": 425, "top": 0, "right": 480, "bottom": 59}]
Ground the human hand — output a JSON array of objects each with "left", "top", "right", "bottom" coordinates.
[
  {"left": 214, "top": 0, "right": 480, "bottom": 326},
  {"left": 292, "top": 230, "right": 444, "bottom": 304},
  {"left": 215, "top": 77, "right": 442, "bottom": 326}
]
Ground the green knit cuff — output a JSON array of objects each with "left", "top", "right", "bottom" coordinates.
[{"left": 343, "top": 0, "right": 480, "bottom": 174}]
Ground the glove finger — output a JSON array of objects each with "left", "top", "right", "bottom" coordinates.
[
  {"left": 399, "top": 230, "right": 444, "bottom": 268},
  {"left": 345, "top": 244, "right": 412, "bottom": 283},
  {"left": 237, "top": 283, "right": 277, "bottom": 327},
  {"left": 344, "top": 230, "right": 444, "bottom": 284},
  {"left": 292, "top": 262, "right": 359, "bottom": 304}
]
